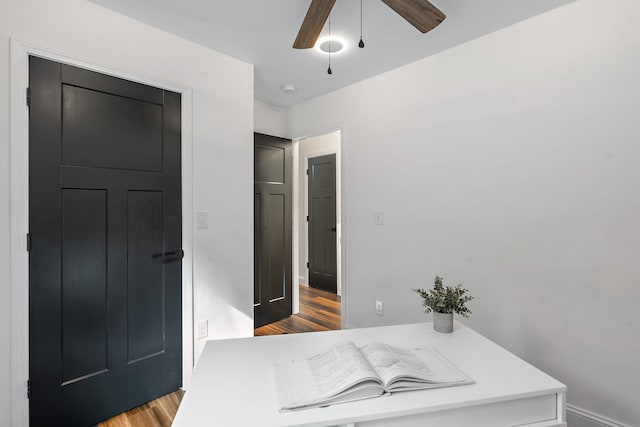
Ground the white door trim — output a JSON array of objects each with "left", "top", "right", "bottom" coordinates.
[
  {"left": 292, "top": 141, "right": 300, "bottom": 314},
  {"left": 9, "top": 38, "right": 195, "bottom": 427}
]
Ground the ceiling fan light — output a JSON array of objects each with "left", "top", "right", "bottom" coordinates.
[
  {"left": 315, "top": 36, "right": 348, "bottom": 55},
  {"left": 319, "top": 39, "right": 343, "bottom": 54}
]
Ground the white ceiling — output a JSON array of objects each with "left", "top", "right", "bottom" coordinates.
[{"left": 88, "top": 0, "right": 574, "bottom": 108}]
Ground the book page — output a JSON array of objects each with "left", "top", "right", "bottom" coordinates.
[
  {"left": 360, "top": 343, "right": 471, "bottom": 390},
  {"left": 274, "top": 341, "right": 383, "bottom": 410}
]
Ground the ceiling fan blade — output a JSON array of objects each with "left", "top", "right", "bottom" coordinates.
[
  {"left": 381, "top": 0, "right": 446, "bottom": 33},
  {"left": 293, "top": 0, "right": 337, "bottom": 49}
]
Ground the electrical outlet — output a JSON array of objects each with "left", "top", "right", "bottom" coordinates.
[
  {"left": 375, "top": 300, "right": 383, "bottom": 316},
  {"left": 197, "top": 320, "right": 208, "bottom": 339}
]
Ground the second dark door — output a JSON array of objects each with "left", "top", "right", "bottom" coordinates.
[
  {"left": 254, "top": 133, "right": 293, "bottom": 328},
  {"left": 308, "top": 154, "right": 337, "bottom": 293},
  {"left": 29, "top": 57, "right": 182, "bottom": 426}
]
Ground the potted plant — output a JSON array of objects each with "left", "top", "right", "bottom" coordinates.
[{"left": 413, "top": 276, "right": 473, "bottom": 333}]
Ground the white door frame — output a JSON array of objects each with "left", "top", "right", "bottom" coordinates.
[{"left": 9, "top": 38, "right": 195, "bottom": 427}]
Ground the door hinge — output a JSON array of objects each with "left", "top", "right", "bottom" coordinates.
[
  {"left": 27, "top": 379, "right": 31, "bottom": 399},
  {"left": 26, "top": 87, "right": 31, "bottom": 108},
  {"left": 26, "top": 233, "right": 31, "bottom": 252},
  {"left": 306, "top": 169, "right": 309, "bottom": 175},
  {"left": 306, "top": 215, "right": 309, "bottom": 222},
  {"left": 306, "top": 262, "right": 309, "bottom": 268}
]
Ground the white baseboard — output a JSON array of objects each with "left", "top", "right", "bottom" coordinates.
[{"left": 567, "top": 404, "right": 631, "bottom": 427}]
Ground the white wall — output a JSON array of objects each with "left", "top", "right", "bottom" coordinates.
[
  {"left": 1, "top": 0, "right": 254, "bottom": 425},
  {"left": 289, "top": 0, "right": 640, "bottom": 424},
  {"left": 254, "top": 99, "right": 289, "bottom": 138},
  {"left": 297, "top": 131, "right": 342, "bottom": 295}
]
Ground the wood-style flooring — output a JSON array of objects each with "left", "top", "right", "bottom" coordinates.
[
  {"left": 99, "top": 389, "right": 184, "bottom": 427},
  {"left": 255, "top": 285, "right": 341, "bottom": 335},
  {"left": 100, "top": 285, "right": 338, "bottom": 426}
]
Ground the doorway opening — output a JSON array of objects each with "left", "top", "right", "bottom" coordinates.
[{"left": 254, "top": 129, "right": 342, "bottom": 336}]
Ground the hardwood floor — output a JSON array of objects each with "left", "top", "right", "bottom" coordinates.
[
  {"left": 255, "top": 285, "right": 341, "bottom": 336},
  {"left": 100, "top": 285, "right": 337, "bottom": 425},
  {"left": 99, "top": 389, "right": 184, "bottom": 427}
]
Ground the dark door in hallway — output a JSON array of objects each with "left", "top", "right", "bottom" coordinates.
[
  {"left": 254, "top": 133, "right": 293, "bottom": 327},
  {"left": 308, "top": 154, "right": 337, "bottom": 293},
  {"left": 29, "top": 57, "right": 182, "bottom": 426}
]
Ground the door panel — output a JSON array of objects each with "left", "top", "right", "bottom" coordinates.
[
  {"left": 254, "top": 133, "right": 292, "bottom": 328},
  {"left": 62, "top": 85, "right": 163, "bottom": 171},
  {"left": 254, "top": 193, "right": 262, "bottom": 306},
  {"left": 127, "top": 191, "right": 164, "bottom": 362},
  {"left": 61, "top": 189, "right": 108, "bottom": 384},
  {"left": 267, "top": 193, "right": 286, "bottom": 301},
  {"left": 29, "top": 56, "right": 182, "bottom": 426},
  {"left": 255, "top": 144, "right": 285, "bottom": 183},
  {"left": 308, "top": 154, "right": 337, "bottom": 293}
]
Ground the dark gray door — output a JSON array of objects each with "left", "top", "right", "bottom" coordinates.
[
  {"left": 28, "top": 57, "right": 182, "bottom": 426},
  {"left": 254, "top": 133, "right": 292, "bottom": 328},
  {"left": 308, "top": 154, "right": 337, "bottom": 293}
]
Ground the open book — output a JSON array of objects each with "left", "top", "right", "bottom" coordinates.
[{"left": 274, "top": 341, "right": 474, "bottom": 411}]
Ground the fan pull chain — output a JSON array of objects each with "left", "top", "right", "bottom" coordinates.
[
  {"left": 359, "top": 0, "right": 365, "bottom": 48},
  {"left": 327, "top": 17, "right": 333, "bottom": 75}
]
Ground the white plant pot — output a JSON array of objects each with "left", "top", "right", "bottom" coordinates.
[{"left": 433, "top": 312, "right": 453, "bottom": 333}]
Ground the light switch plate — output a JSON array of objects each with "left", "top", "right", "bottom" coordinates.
[
  {"left": 197, "top": 210, "right": 208, "bottom": 229},
  {"left": 374, "top": 210, "right": 384, "bottom": 226}
]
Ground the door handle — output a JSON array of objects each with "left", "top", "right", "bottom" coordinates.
[
  {"left": 152, "top": 249, "right": 184, "bottom": 263},
  {"left": 331, "top": 227, "right": 336, "bottom": 232}
]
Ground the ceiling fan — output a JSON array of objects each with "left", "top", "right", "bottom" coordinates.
[{"left": 293, "top": 0, "right": 446, "bottom": 49}]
